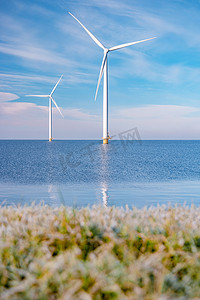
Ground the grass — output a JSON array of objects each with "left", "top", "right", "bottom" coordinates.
[{"left": 0, "top": 204, "right": 200, "bottom": 299}]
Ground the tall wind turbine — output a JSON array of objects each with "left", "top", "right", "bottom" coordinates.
[
  {"left": 27, "top": 75, "right": 64, "bottom": 142},
  {"left": 69, "top": 12, "right": 156, "bottom": 144}
]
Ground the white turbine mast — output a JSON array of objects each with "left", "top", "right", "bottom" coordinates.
[
  {"left": 26, "top": 75, "right": 64, "bottom": 142},
  {"left": 69, "top": 12, "right": 156, "bottom": 144}
]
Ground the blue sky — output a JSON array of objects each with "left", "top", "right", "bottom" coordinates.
[{"left": 1, "top": 0, "right": 200, "bottom": 139}]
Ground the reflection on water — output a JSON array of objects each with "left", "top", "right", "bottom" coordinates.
[
  {"left": 101, "top": 183, "right": 108, "bottom": 207},
  {"left": 48, "top": 185, "right": 56, "bottom": 201},
  {"left": 0, "top": 181, "right": 200, "bottom": 208},
  {"left": 100, "top": 144, "right": 109, "bottom": 207}
]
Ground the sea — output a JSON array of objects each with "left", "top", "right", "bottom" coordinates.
[{"left": 0, "top": 140, "right": 200, "bottom": 208}]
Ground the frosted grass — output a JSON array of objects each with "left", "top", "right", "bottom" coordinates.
[{"left": 0, "top": 204, "right": 200, "bottom": 299}]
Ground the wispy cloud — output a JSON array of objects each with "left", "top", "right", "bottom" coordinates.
[
  {"left": 0, "top": 11, "right": 77, "bottom": 72},
  {"left": 62, "top": 108, "right": 98, "bottom": 120},
  {"left": 1, "top": 99, "right": 200, "bottom": 139},
  {"left": 0, "top": 98, "right": 97, "bottom": 121},
  {"left": 111, "top": 105, "right": 200, "bottom": 139},
  {"left": 0, "top": 92, "right": 19, "bottom": 102},
  {"left": 113, "top": 105, "right": 199, "bottom": 120},
  {"left": 0, "top": 99, "right": 100, "bottom": 139},
  {"left": 0, "top": 43, "right": 72, "bottom": 66}
]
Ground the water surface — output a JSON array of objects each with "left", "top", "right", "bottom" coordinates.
[{"left": 0, "top": 140, "right": 200, "bottom": 207}]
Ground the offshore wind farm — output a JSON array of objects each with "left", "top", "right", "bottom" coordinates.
[{"left": 1, "top": 0, "right": 200, "bottom": 207}]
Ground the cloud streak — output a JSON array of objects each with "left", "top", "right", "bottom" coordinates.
[
  {"left": 0, "top": 92, "right": 19, "bottom": 102},
  {"left": 1, "top": 97, "right": 200, "bottom": 139},
  {"left": 111, "top": 105, "right": 200, "bottom": 140}
]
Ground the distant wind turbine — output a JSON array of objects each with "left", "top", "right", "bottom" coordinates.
[
  {"left": 26, "top": 75, "right": 64, "bottom": 142},
  {"left": 69, "top": 12, "right": 156, "bottom": 144}
]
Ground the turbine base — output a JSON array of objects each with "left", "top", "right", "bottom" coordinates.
[
  {"left": 103, "top": 138, "right": 108, "bottom": 144},
  {"left": 49, "top": 138, "right": 52, "bottom": 142}
]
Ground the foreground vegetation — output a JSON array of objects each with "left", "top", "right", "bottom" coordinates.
[{"left": 0, "top": 204, "right": 200, "bottom": 299}]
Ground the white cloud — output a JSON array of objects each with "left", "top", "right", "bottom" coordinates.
[
  {"left": 111, "top": 105, "right": 200, "bottom": 140},
  {"left": 0, "top": 99, "right": 100, "bottom": 139},
  {"left": 0, "top": 44, "right": 73, "bottom": 67},
  {"left": 0, "top": 102, "right": 47, "bottom": 117},
  {"left": 113, "top": 105, "right": 198, "bottom": 120},
  {"left": 0, "top": 72, "right": 95, "bottom": 95},
  {"left": 0, "top": 11, "right": 77, "bottom": 72},
  {"left": 1, "top": 101, "right": 200, "bottom": 139},
  {"left": 0, "top": 100, "right": 97, "bottom": 120},
  {"left": 62, "top": 108, "right": 98, "bottom": 120},
  {"left": 0, "top": 92, "right": 19, "bottom": 102}
]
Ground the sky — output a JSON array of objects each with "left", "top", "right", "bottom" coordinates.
[{"left": 1, "top": 0, "right": 200, "bottom": 140}]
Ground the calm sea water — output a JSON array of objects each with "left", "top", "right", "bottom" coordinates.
[{"left": 0, "top": 140, "right": 200, "bottom": 207}]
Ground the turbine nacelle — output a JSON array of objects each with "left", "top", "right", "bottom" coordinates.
[
  {"left": 26, "top": 74, "right": 64, "bottom": 118},
  {"left": 26, "top": 75, "right": 64, "bottom": 141},
  {"left": 69, "top": 12, "right": 156, "bottom": 102}
]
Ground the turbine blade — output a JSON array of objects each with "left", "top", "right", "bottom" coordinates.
[
  {"left": 68, "top": 12, "right": 105, "bottom": 50},
  {"left": 50, "top": 74, "right": 63, "bottom": 96},
  {"left": 26, "top": 95, "right": 49, "bottom": 97},
  {"left": 109, "top": 37, "right": 156, "bottom": 51},
  {"left": 95, "top": 52, "right": 107, "bottom": 101},
  {"left": 51, "top": 96, "right": 64, "bottom": 118}
]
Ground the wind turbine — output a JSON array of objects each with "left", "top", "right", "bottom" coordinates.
[
  {"left": 27, "top": 75, "right": 64, "bottom": 142},
  {"left": 69, "top": 12, "right": 156, "bottom": 144}
]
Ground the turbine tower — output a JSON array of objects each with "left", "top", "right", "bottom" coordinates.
[
  {"left": 27, "top": 75, "right": 64, "bottom": 142},
  {"left": 69, "top": 12, "right": 156, "bottom": 144}
]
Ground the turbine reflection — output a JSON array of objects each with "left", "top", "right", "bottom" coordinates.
[
  {"left": 99, "top": 143, "right": 110, "bottom": 207},
  {"left": 101, "top": 182, "right": 108, "bottom": 207}
]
